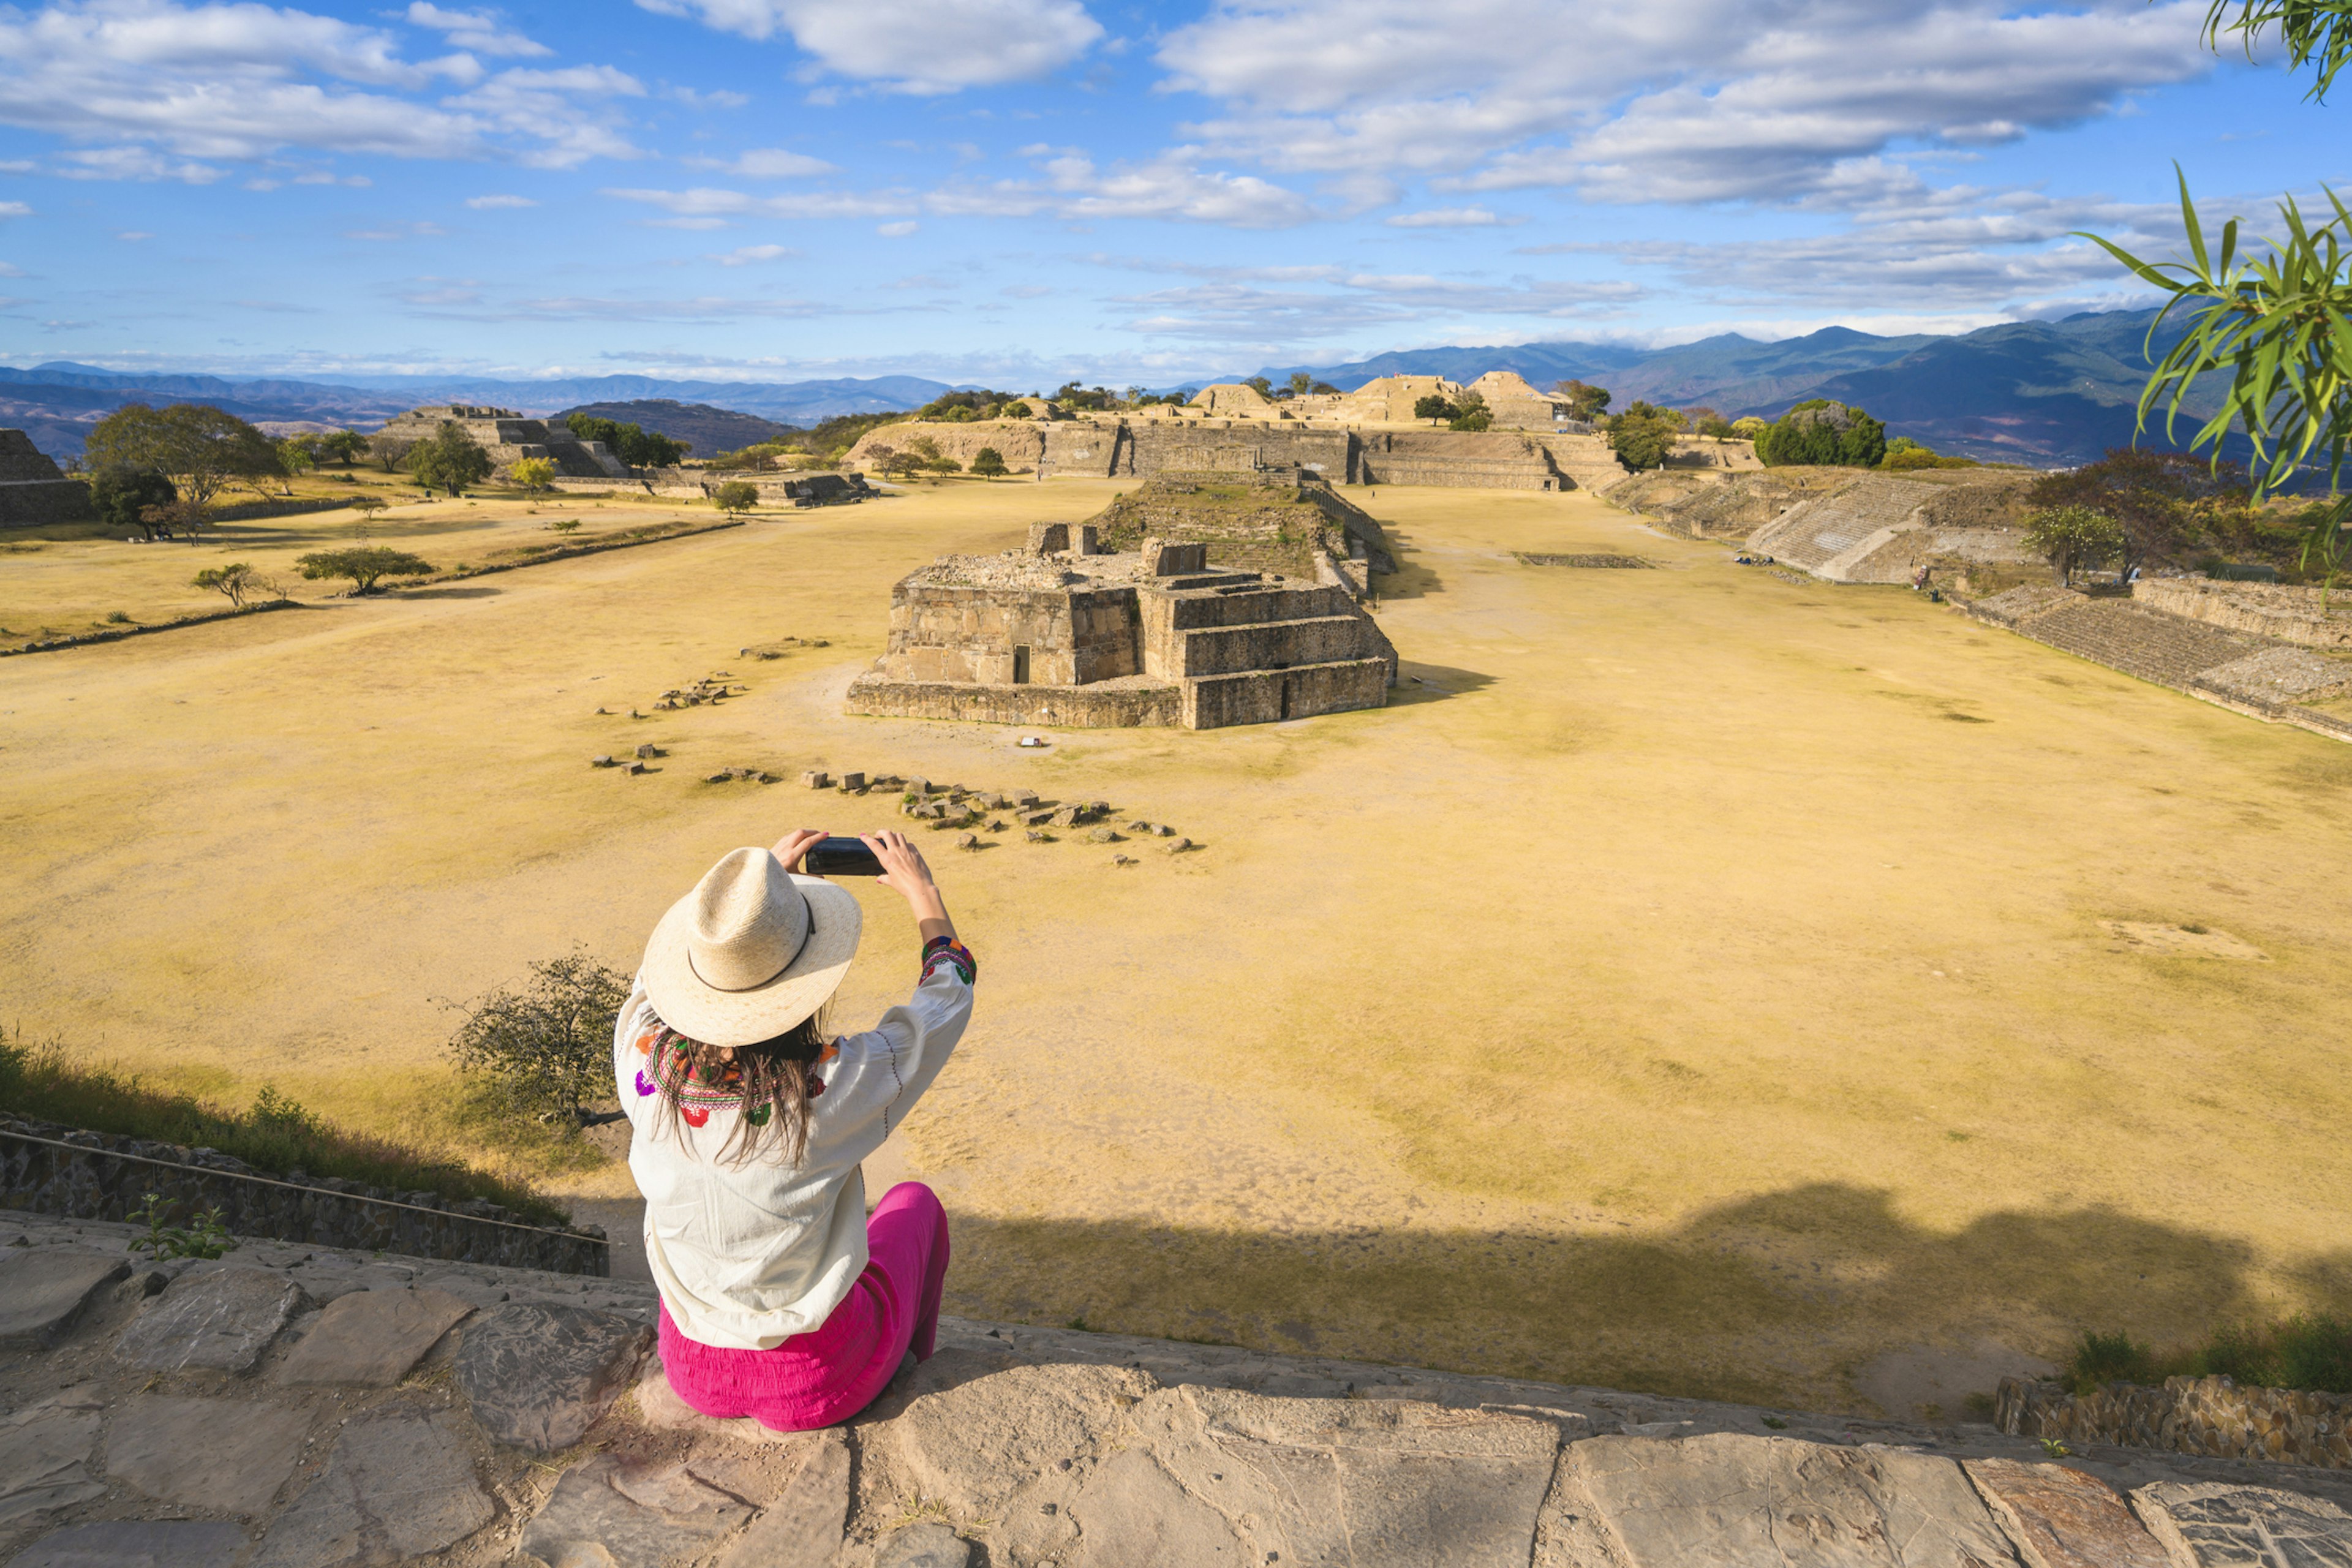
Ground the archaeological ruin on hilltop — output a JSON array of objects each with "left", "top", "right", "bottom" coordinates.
[
  {"left": 845, "top": 470, "right": 1398, "bottom": 730},
  {"left": 0, "top": 428, "right": 91, "bottom": 526},
  {"left": 375, "top": 406, "right": 631, "bottom": 479}
]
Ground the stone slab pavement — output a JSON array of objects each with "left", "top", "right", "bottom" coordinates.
[{"left": 6, "top": 1208, "right": 2352, "bottom": 1567}]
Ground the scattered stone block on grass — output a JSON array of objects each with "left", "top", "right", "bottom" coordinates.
[
  {"left": 1087, "top": 826, "right": 1118, "bottom": 843},
  {"left": 0, "top": 1386, "right": 107, "bottom": 1525},
  {"left": 1964, "top": 1458, "right": 2167, "bottom": 1568},
  {"left": 114, "top": 1266, "right": 307, "bottom": 1373},
  {"left": 105, "top": 1393, "right": 310, "bottom": 1515},
  {"left": 249, "top": 1409, "right": 492, "bottom": 1568},
  {"left": 635, "top": 743, "right": 661, "bottom": 758},
  {"left": 954, "top": 832, "right": 978, "bottom": 850},
  {"left": 0, "top": 1248, "right": 129, "bottom": 1348},
  {"left": 2130, "top": 1480, "right": 2352, "bottom": 1568},
  {"left": 454, "top": 1302, "right": 650, "bottom": 1452},
  {"left": 1166, "top": 837, "right": 1192, "bottom": 854},
  {"left": 590, "top": 755, "right": 616, "bottom": 768},
  {"left": 7, "top": 1520, "right": 247, "bottom": 1568},
  {"left": 273, "top": 1286, "right": 473, "bottom": 1387},
  {"left": 1541, "top": 1433, "right": 2016, "bottom": 1568},
  {"left": 801, "top": 771, "right": 831, "bottom": 789},
  {"left": 840, "top": 771, "right": 867, "bottom": 790},
  {"left": 876, "top": 1521, "right": 973, "bottom": 1568},
  {"left": 517, "top": 1453, "right": 752, "bottom": 1568}
]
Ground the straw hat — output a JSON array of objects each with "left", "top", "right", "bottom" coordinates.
[{"left": 640, "top": 848, "right": 863, "bottom": 1046}]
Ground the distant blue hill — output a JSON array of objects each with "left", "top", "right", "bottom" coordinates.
[{"left": 1248, "top": 309, "right": 2214, "bottom": 466}]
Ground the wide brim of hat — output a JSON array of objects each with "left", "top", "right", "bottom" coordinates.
[{"left": 639, "top": 869, "right": 864, "bottom": 1047}]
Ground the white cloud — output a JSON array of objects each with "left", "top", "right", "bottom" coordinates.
[
  {"left": 346, "top": 219, "right": 447, "bottom": 239},
  {"left": 466, "top": 192, "right": 536, "bottom": 206},
  {"left": 1156, "top": 0, "right": 2215, "bottom": 207},
  {"left": 684, "top": 146, "right": 837, "bottom": 177},
  {"left": 603, "top": 184, "right": 916, "bottom": 217},
  {"left": 116, "top": 228, "right": 152, "bottom": 238},
  {"left": 0, "top": 201, "right": 29, "bottom": 217},
  {"left": 925, "top": 149, "right": 1319, "bottom": 228},
  {"left": 1385, "top": 206, "right": 1514, "bottom": 228},
  {"left": 877, "top": 219, "right": 918, "bottom": 235},
  {"left": 403, "top": 2, "right": 550, "bottom": 57},
  {"left": 1108, "top": 264, "right": 1643, "bottom": 345},
  {"left": 634, "top": 0, "right": 1101, "bottom": 94},
  {"left": 712, "top": 241, "right": 796, "bottom": 263},
  {"left": 0, "top": 0, "right": 644, "bottom": 170}
]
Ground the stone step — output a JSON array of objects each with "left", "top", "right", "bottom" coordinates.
[
  {"left": 9, "top": 1207, "right": 2352, "bottom": 1568},
  {"left": 2016, "top": 600, "right": 2258, "bottom": 688},
  {"left": 1182, "top": 656, "right": 1393, "bottom": 726},
  {"left": 1170, "top": 614, "right": 1387, "bottom": 676}
]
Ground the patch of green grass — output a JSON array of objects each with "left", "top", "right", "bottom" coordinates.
[
  {"left": 0, "top": 1028, "right": 568, "bottom": 1226},
  {"left": 2065, "top": 1316, "right": 2352, "bottom": 1395}
]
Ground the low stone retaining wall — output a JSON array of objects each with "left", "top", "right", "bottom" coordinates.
[
  {"left": 1, "top": 598, "right": 299, "bottom": 658},
  {"left": 2135, "top": 578, "right": 2352, "bottom": 649},
  {"left": 0, "top": 477, "right": 94, "bottom": 526},
  {"left": 1999, "top": 1375, "right": 2352, "bottom": 1469},
  {"left": 845, "top": 672, "right": 1182, "bottom": 727},
  {"left": 0, "top": 1121, "right": 605, "bottom": 1275}
]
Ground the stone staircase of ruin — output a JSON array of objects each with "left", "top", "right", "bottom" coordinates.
[{"left": 2012, "top": 599, "right": 2260, "bottom": 689}]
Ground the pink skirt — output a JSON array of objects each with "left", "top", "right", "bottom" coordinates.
[{"left": 657, "top": 1181, "right": 951, "bottom": 1432}]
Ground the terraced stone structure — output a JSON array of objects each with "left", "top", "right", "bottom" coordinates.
[
  {"left": 374, "top": 405, "right": 631, "bottom": 480},
  {"left": 1744, "top": 470, "right": 2043, "bottom": 582},
  {"left": 845, "top": 502, "right": 1398, "bottom": 730},
  {"left": 0, "top": 428, "right": 93, "bottom": 529}
]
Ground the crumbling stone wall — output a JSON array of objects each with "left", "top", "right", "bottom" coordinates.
[
  {"left": 375, "top": 407, "right": 628, "bottom": 480},
  {"left": 2001, "top": 1375, "right": 2352, "bottom": 1469},
  {"left": 0, "top": 1118, "right": 605, "bottom": 1275},
  {"left": 2135, "top": 578, "right": 2352, "bottom": 650},
  {"left": 1357, "top": 429, "right": 1564, "bottom": 491},
  {"left": 1746, "top": 470, "right": 2040, "bottom": 582},
  {"left": 881, "top": 579, "right": 1142, "bottom": 687}
]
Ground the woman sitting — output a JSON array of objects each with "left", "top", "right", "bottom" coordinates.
[{"left": 614, "top": 827, "right": 974, "bottom": 1431}]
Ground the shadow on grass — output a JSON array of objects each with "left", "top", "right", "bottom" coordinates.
[
  {"left": 396, "top": 586, "right": 504, "bottom": 600},
  {"left": 1388, "top": 661, "right": 1496, "bottom": 706},
  {"left": 1371, "top": 530, "right": 1444, "bottom": 600},
  {"left": 918, "top": 1183, "right": 2326, "bottom": 1409}
]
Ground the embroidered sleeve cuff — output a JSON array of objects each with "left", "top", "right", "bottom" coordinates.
[{"left": 921, "top": 935, "right": 977, "bottom": 986}]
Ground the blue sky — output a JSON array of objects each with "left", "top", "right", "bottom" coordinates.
[{"left": 0, "top": 0, "right": 2340, "bottom": 385}]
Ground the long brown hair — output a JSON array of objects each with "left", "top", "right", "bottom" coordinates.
[{"left": 652, "top": 1007, "right": 834, "bottom": 1167}]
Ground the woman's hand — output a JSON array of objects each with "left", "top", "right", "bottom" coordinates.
[
  {"left": 771, "top": 828, "right": 827, "bottom": 873},
  {"left": 861, "top": 830, "right": 956, "bottom": 944}
]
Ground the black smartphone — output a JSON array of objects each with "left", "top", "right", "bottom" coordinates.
[{"left": 801, "top": 836, "right": 884, "bottom": 877}]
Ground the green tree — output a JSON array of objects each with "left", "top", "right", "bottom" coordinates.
[
  {"left": 295, "top": 546, "right": 435, "bottom": 594},
  {"left": 1000, "top": 401, "right": 1033, "bottom": 419},
  {"left": 1731, "top": 416, "right": 1769, "bottom": 441},
  {"left": 1608, "top": 411, "right": 1678, "bottom": 473},
  {"left": 1413, "top": 394, "right": 1456, "bottom": 424},
  {"left": 192, "top": 562, "right": 262, "bottom": 607},
  {"left": 1555, "top": 380, "right": 1612, "bottom": 421},
  {"left": 712, "top": 480, "right": 759, "bottom": 513},
  {"left": 2026, "top": 448, "right": 2248, "bottom": 578},
  {"left": 565, "top": 413, "right": 689, "bottom": 467},
  {"left": 1245, "top": 376, "right": 1275, "bottom": 398},
  {"left": 91, "top": 469, "right": 178, "bottom": 540},
  {"left": 349, "top": 493, "right": 388, "bottom": 537},
  {"left": 84, "top": 402, "right": 276, "bottom": 513},
  {"left": 1755, "top": 400, "right": 1887, "bottom": 468},
  {"left": 929, "top": 454, "right": 963, "bottom": 473},
  {"left": 1287, "top": 371, "right": 1314, "bottom": 396},
  {"left": 320, "top": 429, "right": 368, "bottom": 467},
  {"left": 1311, "top": 380, "right": 1341, "bottom": 396},
  {"left": 971, "top": 446, "right": 1008, "bottom": 478},
  {"left": 276, "top": 436, "right": 318, "bottom": 489},
  {"left": 509, "top": 457, "right": 557, "bottom": 492},
  {"left": 447, "top": 949, "right": 633, "bottom": 1128},
  {"left": 1448, "top": 390, "right": 1493, "bottom": 432},
  {"left": 408, "top": 421, "right": 494, "bottom": 497},
  {"left": 2022, "top": 505, "right": 2127, "bottom": 586},
  {"left": 369, "top": 435, "right": 415, "bottom": 473}
]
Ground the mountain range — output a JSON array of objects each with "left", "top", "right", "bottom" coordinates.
[{"left": 1, "top": 309, "right": 2212, "bottom": 468}]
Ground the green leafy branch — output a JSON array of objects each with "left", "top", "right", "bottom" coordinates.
[
  {"left": 2078, "top": 170, "right": 2352, "bottom": 500},
  {"left": 2201, "top": 0, "right": 2352, "bottom": 101},
  {"left": 127, "top": 1191, "right": 237, "bottom": 1261}
]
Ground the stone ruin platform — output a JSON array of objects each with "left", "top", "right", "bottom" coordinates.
[
  {"left": 845, "top": 524, "right": 1398, "bottom": 732},
  {"left": 0, "top": 429, "right": 92, "bottom": 530},
  {"left": 7, "top": 1208, "right": 2352, "bottom": 1566}
]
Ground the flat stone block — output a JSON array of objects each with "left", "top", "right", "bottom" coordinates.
[
  {"left": 105, "top": 1393, "right": 311, "bottom": 1515},
  {"left": 717, "top": 1428, "right": 851, "bottom": 1568},
  {"left": 0, "top": 1387, "right": 106, "bottom": 1525},
  {"left": 1964, "top": 1458, "right": 2167, "bottom": 1568},
  {"left": 2130, "top": 1480, "right": 2352, "bottom": 1567},
  {"left": 250, "top": 1409, "right": 493, "bottom": 1568},
  {"left": 6, "top": 1520, "right": 247, "bottom": 1568},
  {"left": 115, "top": 1265, "right": 307, "bottom": 1373},
  {"left": 274, "top": 1286, "right": 473, "bottom": 1386},
  {"left": 517, "top": 1453, "right": 752, "bottom": 1568},
  {"left": 876, "top": 1521, "right": 973, "bottom": 1568},
  {"left": 0, "top": 1250, "right": 129, "bottom": 1348},
  {"left": 455, "top": 1302, "right": 650, "bottom": 1452},
  {"left": 1542, "top": 1433, "right": 2016, "bottom": 1568}
]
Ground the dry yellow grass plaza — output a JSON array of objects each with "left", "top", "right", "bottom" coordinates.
[{"left": 4, "top": 477, "right": 2348, "bottom": 1415}]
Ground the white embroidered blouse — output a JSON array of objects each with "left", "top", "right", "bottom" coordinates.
[{"left": 611, "top": 940, "right": 976, "bottom": 1350}]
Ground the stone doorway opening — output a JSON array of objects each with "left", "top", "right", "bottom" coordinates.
[{"left": 1012, "top": 646, "right": 1031, "bottom": 684}]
